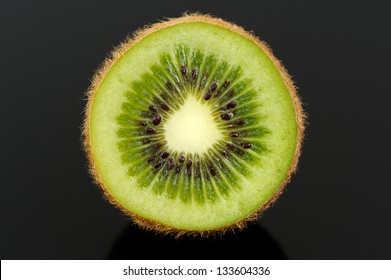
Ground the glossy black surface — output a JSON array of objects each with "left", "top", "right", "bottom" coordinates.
[
  {"left": 1, "top": 0, "right": 390, "bottom": 259},
  {"left": 108, "top": 222, "right": 285, "bottom": 260}
]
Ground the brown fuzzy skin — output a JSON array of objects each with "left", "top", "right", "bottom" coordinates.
[{"left": 83, "top": 13, "right": 305, "bottom": 237}]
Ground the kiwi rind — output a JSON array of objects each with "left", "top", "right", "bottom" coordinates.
[{"left": 83, "top": 13, "right": 305, "bottom": 237}]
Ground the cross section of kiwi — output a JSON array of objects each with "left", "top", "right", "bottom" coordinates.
[{"left": 84, "top": 14, "right": 304, "bottom": 235}]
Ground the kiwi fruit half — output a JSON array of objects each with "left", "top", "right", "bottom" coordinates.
[{"left": 84, "top": 14, "right": 304, "bottom": 235}]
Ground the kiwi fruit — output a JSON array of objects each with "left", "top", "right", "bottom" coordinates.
[{"left": 83, "top": 14, "right": 304, "bottom": 235}]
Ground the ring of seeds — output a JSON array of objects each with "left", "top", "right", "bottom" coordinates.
[{"left": 116, "top": 44, "right": 269, "bottom": 204}]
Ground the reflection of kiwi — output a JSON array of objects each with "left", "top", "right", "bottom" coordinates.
[
  {"left": 108, "top": 222, "right": 286, "bottom": 259},
  {"left": 84, "top": 14, "right": 304, "bottom": 235}
]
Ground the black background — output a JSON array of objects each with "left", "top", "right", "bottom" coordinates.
[{"left": 1, "top": 0, "right": 390, "bottom": 259}]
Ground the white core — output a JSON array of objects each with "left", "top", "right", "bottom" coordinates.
[{"left": 164, "top": 95, "right": 223, "bottom": 154}]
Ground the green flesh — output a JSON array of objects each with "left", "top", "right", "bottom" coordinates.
[{"left": 89, "top": 22, "right": 298, "bottom": 230}]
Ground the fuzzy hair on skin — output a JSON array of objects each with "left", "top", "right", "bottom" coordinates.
[{"left": 82, "top": 13, "right": 306, "bottom": 238}]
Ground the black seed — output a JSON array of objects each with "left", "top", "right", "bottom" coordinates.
[
  {"left": 138, "top": 120, "right": 148, "bottom": 126},
  {"left": 148, "top": 156, "right": 156, "bottom": 163},
  {"left": 204, "top": 90, "right": 212, "bottom": 100},
  {"left": 209, "top": 166, "right": 217, "bottom": 177},
  {"left": 236, "top": 120, "right": 246, "bottom": 126},
  {"left": 227, "top": 90, "right": 235, "bottom": 98},
  {"left": 167, "top": 158, "right": 175, "bottom": 170},
  {"left": 180, "top": 65, "right": 187, "bottom": 77},
  {"left": 166, "top": 82, "right": 174, "bottom": 91},
  {"left": 235, "top": 148, "right": 245, "bottom": 156},
  {"left": 175, "top": 167, "right": 181, "bottom": 173},
  {"left": 191, "top": 69, "right": 198, "bottom": 80},
  {"left": 152, "top": 114, "right": 162, "bottom": 125},
  {"left": 154, "top": 158, "right": 163, "bottom": 169},
  {"left": 210, "top": 82, "right": 218, "bottom": 92},
  {"left": 222, "top": 80, "right": 230, "bottom": 89},
  {"left": 161, "top": 151, "right": 170, "bottom": 158},
  {"left": 149, "top": 105, "right": 158, "bottom": 113},
  {"left": 145, "top": 127, "right": 156, "bottom": 134},
  {"left": 221, "top": 112, "right": 233, "bottom": 120},
  {"left": 230, "top": 132, "right": 239, "bottom": 137},
  {"left": 179, "top": 155, "right": 185, "bottom": 163},
  {"left": 221, "top": 149, "right": 229, "bottom": 158},
  {"left": 226, "top": 143, "right": 235, "bottom": 150},
  {"left": 142, "top": 138, "right": 150, "bottom": 144},
  {"left": 226, "top": 100, "right": 237, "bottom": 109},
  {"left": 242, "top": 143, "right": 252, "bottom": 149},
  {"left": 186, "top": 160, "right": 192, "bottom": 168},
  {"left": 161, "top": 104, "right": 170, "bottom": 111}
]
